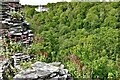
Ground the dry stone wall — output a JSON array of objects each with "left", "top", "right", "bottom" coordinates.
[{"left": 0, "top": 0, "right": 34, "bottom": 48}]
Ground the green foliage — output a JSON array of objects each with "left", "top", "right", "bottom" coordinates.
[
  {"left": 10, "top": 12, "right": 22, "bottom": 20},
  {"left": 22, "top": 2, "right": 119, "bottom": 79},
  {"left": 22, "top": 6, "right": 37, "bottom": 18}
]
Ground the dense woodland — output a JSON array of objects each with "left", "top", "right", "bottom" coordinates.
[{"left": 22, "top": 2, "right": 120, "bottom": 79}]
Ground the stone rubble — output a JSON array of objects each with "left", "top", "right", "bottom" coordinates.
[{"left": 14, "top": 61, "right": 73, "bottom": 80}]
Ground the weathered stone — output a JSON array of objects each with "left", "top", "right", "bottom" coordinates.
[
  {"left": 5, "top": 18, "right": 11, "bottom": 22},
  {"left": 23, "top": 31, "right": 28, "bottom": 35},
  {"left": 13, "top": 23, "right": 20, "bottom": 26},
  {"left": 59, "top": 69, "right": 66, "bottom": 76},
  {"left": 0, "top": 73, "right": 3, "bottom": 80},
  {"left": 49, "top": 72, "right": 58, "bottom": 78},
  {"left": 49, "top": 62, "right": 61, "bottom": 67},
  {"left": 32, "top": 62, "right": 59, "bottom": 73},
  {"left": 64, "top": 69, "right": 68, "bottom": 74},
  {"left": 15, "top": 65, "right": 22, "bottom": 70},
  {"left": 13, "top": 32, "right": 22, "bottom": 36},
  {"left": 14, "top": 73, "right": 38, "bottom": 80},
  {"left": 46, "top": 76, "right": 59, "bottom": 80},
  {"left": 36, "top": 70, "right": 51, "bottom": 78},
  {"left": 0, "top": 70, "right": 3, "bottom": 73},
  {"left": 2, "top": 21, "right": 7, "bottom": 24},
  {"left": 13, "top": 26, "right": 22, "bottom": 29},
  {"left": 60, "top": 64, "right": 64, "bottom": 69},
  {"left": 8, "top": 22, "right": 13, "bottom": 26},
  {"left": 22, "top": 55, "right": 30, "bottom": 59},
  {"left": 28, "top": 34, "right": 34, "bottom": 37},
  {"left": 10, "top": 31, "right": 15, "bottom": 34},
  {"left": 15, "top": 53, "right": 23, "bottom": 56},
  {"left": 22, "top": 41, "right": 29, "bottom": 44},
  {"left": 15, "top": 59, "right": 21, "bottom": 61},
  {"left": 14, "top": 68, "right": 38, "bottom": 80},
  {"left": 59, "top": 74, "right": 68, "bottom": 80},
  {"left": 27, "top": 30, "right": 32, "bottom": 33},
  {"left": 19, "top": 68, "right": 36, "bottom": 75}
]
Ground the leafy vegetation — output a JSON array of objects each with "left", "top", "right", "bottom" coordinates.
[
  {"left": 22, "top": 2, "right": 120, "bottom": 79},
  {"left": 10, "top": 12, "right": 22, "bottom": 20}
]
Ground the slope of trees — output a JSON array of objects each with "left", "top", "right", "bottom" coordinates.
[{"left": 22, "top": 2, "right": 120, "bottom": 79}]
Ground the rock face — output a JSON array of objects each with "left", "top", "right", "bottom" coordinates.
[{"left": 14, "top": 61, "right": 73, "bottom": 80}]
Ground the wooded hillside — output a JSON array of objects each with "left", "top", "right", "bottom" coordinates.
[{"left": 22, "top": 2, "right": 120, "bottom": 79}]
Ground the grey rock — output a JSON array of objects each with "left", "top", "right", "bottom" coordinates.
[
  {"left": 49, "top": 62, "right": 61, "bottom": 67},
  {"left": 59, "top": 75, "right": 68, "bottom": 80},
  {"left": 36, "top": 70, "right": 51, "bottom": 78},
  {"left": 15, "top": 65, "right": 23, "bottom": 70},
  {"left": 14, "top": 73, "right": 38, "bottom": 79},
  {"left": 15, "top": 56, "right": 22, "bottom": 59},
  {"left": 13, "top": 32, "right": 22, "bottom": 36},
  {"left": 64, "top": 69, "right": 68, "bottom": 74},
  {"left": 20, "top": 68, "right": 36, "bottom": 75},
  {"left": 15, "top": 58, "right": 20, "bottom": 61},
  {"left": 22, "top": 41, "right": 29, "bottom": 44},
  {"left": 67, "top": 74, "right": 73, "bottom": 80},
  {"left": 60, "top": 64, "right": 64, "bottom": 69},
  {"left": 59, "top": 69, "right": 66, "bottom": 76},
  {"left": 49, "top": 72, "right": 58, "bottom": 78},
  {"left": 27, "top": 30, "right": 32, "bottom": 33},
  {"left": 46, "top": 76, "right": 59, "bottom": 80},
  {"left": 22, "top": 55, "right": 30, "bottom": 59},
  {"left": 15, "top": 53, "right": 23, "bottom": 56},
  {"left": 28, "top": 34, "right": 34, "bottom": 37},
  {"left": 8, "top": 22, "right": 13, "bottom": 24},
  {"left": 14, "top": 61, "right": 72, "bottom": 80},
  {"left": 0, "top": 72, "right": 3, "bottom": 80},
  {"left": 13, "top": 23, "right": 20, "bottom": 26},
  {"left": 32, "top": 62, "right": 59, "bottom": 73},
  {"left": 23, "top": 31, "right": 28, "bottom": 35},
  {"left": 0, "top": 70, "right": 3, "bottom": 73},
  {"left": 10, "top": 31, "right": 15, "bottom": 34}
]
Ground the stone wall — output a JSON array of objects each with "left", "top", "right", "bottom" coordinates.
[{"left": 0, "top": 0, "right": 34, "bottom": 49}]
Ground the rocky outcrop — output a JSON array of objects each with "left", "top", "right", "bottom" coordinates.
[{"left": 14, "top": 62, "right": 73, "bottom": 80}]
